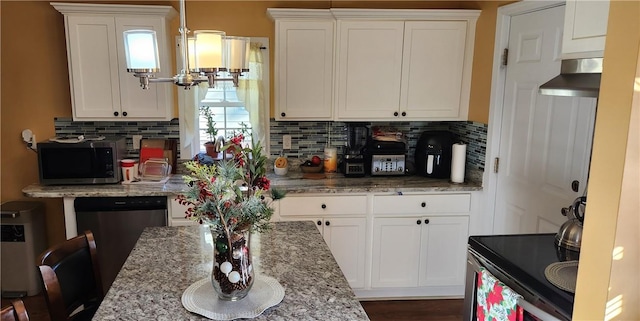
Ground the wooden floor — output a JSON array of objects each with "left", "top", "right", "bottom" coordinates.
[{"left": 2, "top": 294, "right": 463, "bottom": 321}]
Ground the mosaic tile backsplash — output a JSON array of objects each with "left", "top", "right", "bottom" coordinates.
[
  {"left": 53, "top": 118, "right": 487, "bottom": 174},
  {"left": 269, "top": 120, "right": 487, "bottom": 173}
]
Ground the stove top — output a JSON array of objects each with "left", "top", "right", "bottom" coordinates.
[{"left": 469, "top": 233, "right": 576, "bottom": 318}]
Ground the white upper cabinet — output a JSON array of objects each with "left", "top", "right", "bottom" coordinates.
[
  {"left": 562, "top": 0, "right": 610, "bottom": 58},
  {"left": 268, "top": 9, "right": 335, "bottom": 120},
  {"left": 268, "top": 8, "right": 479, "bottom": 122},
  {"left": 335, "top": 21, "right": 405, "bottom": 119},
  {"left": 52, "top": 3, "right": 176, "bottom": 121},
  {"left": 333, "top": 9, "right": 479, "bottom": 121}
]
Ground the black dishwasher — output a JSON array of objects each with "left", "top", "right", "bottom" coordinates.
[{"left": 75, "top": 196, "right": 167, "bottom": 292}]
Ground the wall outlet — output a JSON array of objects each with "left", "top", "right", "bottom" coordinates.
[
  {"left": 132, "top": 135, "right": 143, "bottom": 150},
  {"left": 283, "top": 135, "right": 292, "bottom": 149}
]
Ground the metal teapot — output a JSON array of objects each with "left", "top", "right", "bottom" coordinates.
[{"left": 555, "top": 196, "right": 586, "bottom": 252}]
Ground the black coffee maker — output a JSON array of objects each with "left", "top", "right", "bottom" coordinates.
[{"left": 415, "top": 131, "right": 454, "bottom": 178}]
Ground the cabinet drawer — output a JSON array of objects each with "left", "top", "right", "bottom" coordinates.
[
  {"left": 280, "top": 195, "right": 367, "bottom": 216},
  {"left": 373, "top": 194, "right": 470, "bottom": 215}
]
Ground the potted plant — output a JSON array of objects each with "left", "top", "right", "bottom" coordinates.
[
  {"left": 176, "top": 133, "right": 286, "bottom": 300},
  {"left": 201, "top": 106, "right": 218, "bottom": 157}
]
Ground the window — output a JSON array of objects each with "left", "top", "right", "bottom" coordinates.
[
  {"left": 177, "top": 37, "right": 270, "bottom": 159},
  {"left": 199, "top": 81, "right": 252, "bottom": 149}
]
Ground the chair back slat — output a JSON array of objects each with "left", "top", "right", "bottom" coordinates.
[
  {"left": 1, "top": 299, "right": 29, "bottom": 321},
  {"left": 38, "top": 231, "right": 103, "bottom": 321}
]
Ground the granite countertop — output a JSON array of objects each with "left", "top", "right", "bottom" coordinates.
[
  {"left": 22, "top": 172, "right": 482, "bottom": 198},
  {"left": 93, "top": 221, "right": 370, "bottom": 320}
]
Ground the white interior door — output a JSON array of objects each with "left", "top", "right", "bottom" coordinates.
[{"left": 493, "top": 5, "right": 596, "bottom": 234}]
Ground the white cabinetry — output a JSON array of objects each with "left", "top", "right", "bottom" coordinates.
[
  {"left": 52, "top": 3, "right": 176, "bottom": 121},
  {"left": 333, "top": 10, "right": 479, "bottom": 121},
  {"left": 168, "top": 197, "right": 197, "bottom": 227},
  {"left": 278, "top": 194, "right": 367, "bottom": 289},
  {"left": 268, "top": 9, "right": 335, "bottom": 120},
  {"left": 370, "top": 193, "right": 470, "bottom": 296},
  {"left": 562, "top": 0, "right": 609, "bottom": 58}
]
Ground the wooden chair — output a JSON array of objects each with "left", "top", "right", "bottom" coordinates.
[
  {"left": 1, "top": 299, "right": 29, "bottom": 321},
  {"left": 37, "top": 231, "right": 104, "bottom": 321}
]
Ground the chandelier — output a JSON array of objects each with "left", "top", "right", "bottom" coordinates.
[{"left": 122, "top": 0, "right": 249, "bottom": 89}]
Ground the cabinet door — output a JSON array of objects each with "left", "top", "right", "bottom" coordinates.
[
  {"left": 115, "top": 17, "right": 172, "bottom": 119},
  {"left": 562, "top": 0, "right": 609, "bottom": 58},
  {"left": 371, "top": 217, "right": 422, "bottom": 288},
  {"left": 66, "top": 16, "right": 121, "bottom": 119},
  {"left": 418, "top": 216, "right": 469, "bottom": 287},
  {"left": 323, "top": 217, "right": 367, "bottom": 289},
  {"left": 279, "top": 216, "right": 366, "bottom": 289},
  {"left": 168, "top": 198, "right": 197, "bottom": 226},
  {"left": 275, "top": 21, "right": 334, "bottom": 120},
  {"left": 335, "top": 21, "right": 404, "bottom": 120},
  {"left": 401, "top": 21, "right": 468, "bottom": 119}
]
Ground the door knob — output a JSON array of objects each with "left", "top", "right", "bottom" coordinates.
[{"left": 416, "top": 220, "right": 422, "bottom": 225}]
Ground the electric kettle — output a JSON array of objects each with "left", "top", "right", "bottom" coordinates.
[{"left": 555, "top": 196, "right": 586, "bottom": 252}]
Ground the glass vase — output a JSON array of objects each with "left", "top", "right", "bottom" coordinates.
[{"left": 211, "top": 228, "right": 254, "bottom": 301}]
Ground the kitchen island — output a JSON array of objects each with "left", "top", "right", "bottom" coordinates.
[{"left": 93, "top": 221, "right": 370, "bottom": 320}]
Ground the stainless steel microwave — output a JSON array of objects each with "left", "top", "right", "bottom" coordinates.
[{"left": 37, "top": 137, "right": 126, "bottom": 185}]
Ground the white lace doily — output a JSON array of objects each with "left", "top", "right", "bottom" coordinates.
[{"left": 181, "top": 275, "right": 284, "bottom": 320}]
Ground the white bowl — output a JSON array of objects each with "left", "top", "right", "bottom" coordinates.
[{"left": 274, "top": 166, "right": 288, "bottom": 176}]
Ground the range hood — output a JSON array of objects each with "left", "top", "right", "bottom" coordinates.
[{"left": 539, "top": 58, "right": 602, "bottom": 97}]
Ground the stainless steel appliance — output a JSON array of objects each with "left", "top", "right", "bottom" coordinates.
[
  {"left": 37, "top": 136, "right": 126, "bottom": 185},
  {"left": 75, "top": 196, "right": 167, "bottom": 292},
  {"left": 1, "top": 201, "right": 47, "bottom": 297},
  {"left": 365, "top": 140, "right": 406, "bottom": 176},
  {"left": 341, "top": 123, "right": 368, "bottom": 177},
  {"left": 415, "top": 131, "right": 454, "bottom": 178},
  {"left": 464, "top": 234, "right": 574, "bottom": 321},
  {"left": 539, "top": 58, "right": 602, "bottom": 97},
  {"left": 556, "top": 196, "right": 586, "bottom": 252}
]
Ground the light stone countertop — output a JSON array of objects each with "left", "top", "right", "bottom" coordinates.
[
  {"left": 92, "top": 221, "right": 370, "bottom": 321},
  {"left": 22, "top": 173, "right": 481, "bottom": 198}
]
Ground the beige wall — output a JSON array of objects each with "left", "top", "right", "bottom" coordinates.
[
  {"left": 573, "top": 1, "right": 640, "bottom": 319},
  {"left": 1, "top": 0, "right": 504, "bottom": 245},
  {"left": 606, "top": 50, "right": 639, "bottom": 321}
]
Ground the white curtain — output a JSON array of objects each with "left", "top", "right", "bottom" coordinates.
[
  {"left": 179, "top": 82, "right": 208, "bottom": 159},
  {"left": 237, "top": 42, "right": 267, "bottom": 153}
]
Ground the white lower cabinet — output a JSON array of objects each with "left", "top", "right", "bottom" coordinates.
[
  {"left": 371, "top": 216, "right": 469, "bottom": 289},
  {"left": 278, "top": 195, "right": 368, "bottom": 289},
  {"left": 367, "top": 193, "right": 471, "bottom": 297},
  {"left": 168, "top": 197, "right": 197, "bottom": 226}
]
